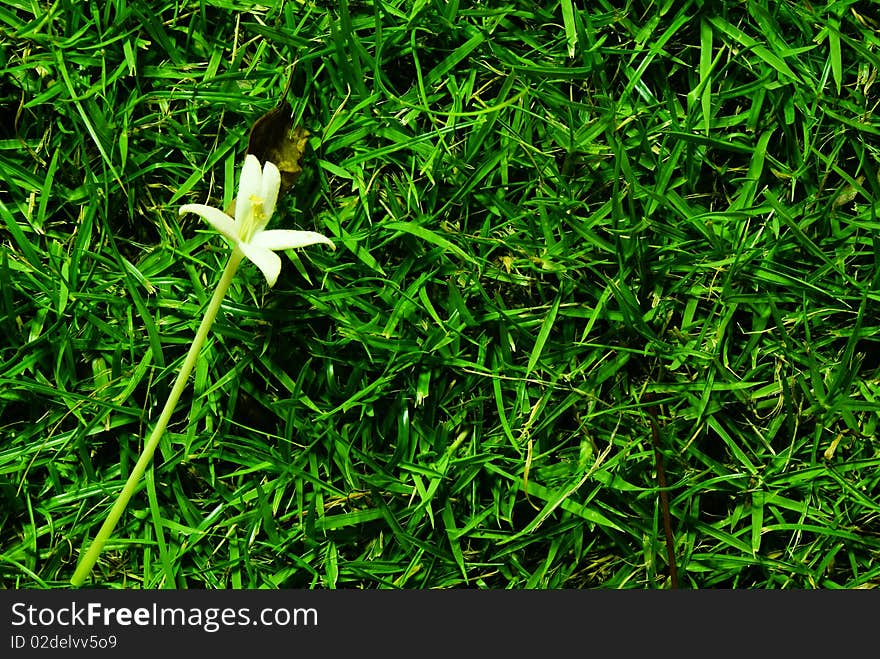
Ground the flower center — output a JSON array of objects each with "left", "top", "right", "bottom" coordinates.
[{"left": 241, "top": 193, "right": 266, "bottom": 242}]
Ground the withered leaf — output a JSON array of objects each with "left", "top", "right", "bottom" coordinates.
[
  {"left": 832, "top": 175, "right": 865, "bottom": 208},
  {"left": 247, "top": 101, "right": 310, "bottom": 197}
]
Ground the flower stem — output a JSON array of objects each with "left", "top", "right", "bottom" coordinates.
[{"left": 71, "top": 248, "right": 245, "bottom": 587}]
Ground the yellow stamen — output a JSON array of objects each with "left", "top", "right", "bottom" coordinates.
[{"left": 241, "top": 194, "right": 265, "bottom": 242}]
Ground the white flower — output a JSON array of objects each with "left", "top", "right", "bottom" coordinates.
[{"left": 180, "top": 154, "right": 334, "bottom": 287}]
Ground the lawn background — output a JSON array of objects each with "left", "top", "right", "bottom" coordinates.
[{"left": 2, "top": 0, "right": 880, "bottom": 588}]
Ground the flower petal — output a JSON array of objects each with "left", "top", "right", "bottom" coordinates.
[
  {"left": 238, "top": 241, "right": 283, "bottom": 287},
  {"left": 251, "top": 229, "right": 336, "bottom": 251},
  {"left": 179, "top": 204, "right": 239, "bottom": 243},
  {"left": 235, "top": 154, "right": 262, "bottom": 225},
  {"left": 259, "top": 161, "right": 281, "bottom": 227}
]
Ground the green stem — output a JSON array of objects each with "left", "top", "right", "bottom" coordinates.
[{"left": 71, "top": 248, "right": 245, "bottom": 587}]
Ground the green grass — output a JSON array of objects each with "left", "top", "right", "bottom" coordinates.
[{"left": 2, "top": 0, "right": 880, "bottom": 589}]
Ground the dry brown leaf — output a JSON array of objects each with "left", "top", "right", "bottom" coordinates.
[{"left": 247, "top": 101, "right": 310, "bottom": 196}]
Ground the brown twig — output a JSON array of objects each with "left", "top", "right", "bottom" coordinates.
[{"left": 644, "top": 394, "right": 679, "bottom": 588}]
